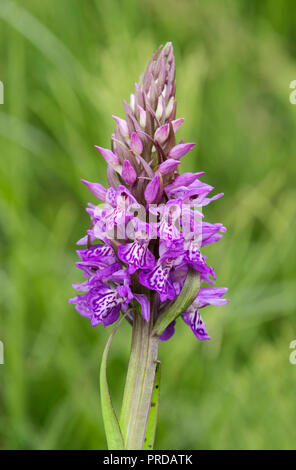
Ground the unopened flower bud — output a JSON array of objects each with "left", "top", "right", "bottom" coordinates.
[
  {"left": 168, "top": 143, "right": 196, "bottom": 159},
  {"left": 130, "top": 132, "right": 143, "bottom": 155},
  {"left": 95, "top": 146, "right": 120, "bottom": 165},
  {"left": 165, "top": 97, "right": 174, "bottom": 119},
  {"left": 137, "top": 105, "right": 146, "bottom": 128},
  {"left": 122, "top": 160, "right": 137, "bottom": 186},
  {"left": 112, "top": 115, "right": 129, "bottom": 140},
  {"left": 81, "top": 179, "right": 107, "bottom": 202},
  {"left": 158, "top": 159, "right": 181, "bottom": 175},
  {"left": 154, "top": 124, "right": 169, "bottom": 144}
]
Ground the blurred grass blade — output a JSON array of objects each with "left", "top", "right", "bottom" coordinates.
[
  {"left": 153, "top": 268, "right": 200, "bottom": 337},
  {"left": 143, "top": 361, "right": 161, "bottom": 450},
  {"left": 0, "top": 0, "right": 89, "bottom": 89},
  {"left": 100, "top": 315, "right": 125, "bottom": 450}
]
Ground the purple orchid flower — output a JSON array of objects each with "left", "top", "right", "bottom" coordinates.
[
  {"left": 69, "top": 284, "right": 132, "bottom": 327},
  {"left": 181, "top": 288, "right": 229, "bottom": 340},
  {"left": 118, "top": 228, "right": 156, "bottom": 274}
]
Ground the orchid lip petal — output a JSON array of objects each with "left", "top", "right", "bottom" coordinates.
[{"left": 118, "top": 238, "right": 156, "bottom": 273}]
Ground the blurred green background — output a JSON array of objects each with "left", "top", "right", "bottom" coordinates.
[{"left": 0, "top": 0, "right": 296, "bottom": 450}]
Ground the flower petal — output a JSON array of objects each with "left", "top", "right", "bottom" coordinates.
[
  {"left": 134, "top": 294, "right": 150, "bottom": 321},
  {"left": 158, "top": 159, "right": 181, "bottom": 175},
  {"left": 95, "top": 146, "right": 120, "bottom": 167},
  {"left": 112, "top": 115, "right": 129, "bottom": 139},
  {"left": 168, "top": 143, "right": 196, "bottom": 159},
  {"left": 130, "top": 132, "right": 143, "bottom": 155},
  {"left": 159, "top": 320, "right": 176, "bottom": 341},
  {"left": 118, "top": 240, "right": 155, "bottom": 273},
  {"left": 144, "top": 174, "right": 160, "bottom": 204},
  {"left": 182, "top": 308, "right": 211, "bottom": 341},
  {"left": 122, "top": 160, "right": 137, "bottom": 186},
  {"left": 154, "top": 124, "right": 169, "bottom": 144},
  {"left": 81, "top": 180, "right": 107, "bottom": 202},
  {"left": 172, "top": 118, "right": 185, "bottom": 133}
]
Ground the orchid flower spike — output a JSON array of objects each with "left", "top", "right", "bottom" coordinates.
[{"left": 69, "top": 42, "right": 228, "bottom": 451}]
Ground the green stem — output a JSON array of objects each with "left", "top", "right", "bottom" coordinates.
[{"left": 120, "top": 311, "right": 159, "bottom": 450}]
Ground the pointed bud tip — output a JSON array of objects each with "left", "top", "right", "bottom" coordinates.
[
  {"left": 163, "top": 41, "right": 173, "bottom": 54},
  {"left": 94, "top": 145, "right": 120, "bottom": 167},
  {"left": 80, "top": 179, "right": 107, "bottom": 201}
]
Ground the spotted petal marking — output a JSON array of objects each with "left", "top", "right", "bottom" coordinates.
[
  {"left": 118, "top": 240, "right": 155, "bottom": 273},
  {"left": 159, "top": 219, "right": 181, "bottom": 243},
  {"left": 87, "top": 288, "right": 121, "bottom": 326},
  {"left": 140, "top": 258, "right": 175, "bottom": 301},
  {"left": 187, "top": 241, "right": 202, "bottom": 262},
  {"left": 78, "top": 244, "right": 115, "bottom": 260},
  {"left": 91, "top": 289, "right": 119, "bottom": 313},
  {"left": 182, "top": 307, "right": 211, "bottom": 341}
]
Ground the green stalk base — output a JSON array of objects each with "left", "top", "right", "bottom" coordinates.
[{"left": 120, "top": 312, "right": 159, "bottom": 450}]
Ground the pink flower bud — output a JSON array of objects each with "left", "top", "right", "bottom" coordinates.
[
  {"left": 156, "top": 96, "right": 165, "bottom": 120},
  {"left": 122, "top": 160, "right": 137, "bottom": 186},
  {"left": 168, "top": 143, "right": 196, "bottom": 159},
  {"left": 172, "top": 118, "right": 185, "bottom": 133},
  {"left": 130, "top": 132, "right": 143, "bottom": 155},
  {"left": 158, "top": 159, "right": 181, "bottom": 175},
  {"left": 81, "top": 179, "right": 107, "bottom": 202},
  {"left": 144, "top": 174, "right": 160, "bottom": 204},
  {"left": 137, "top": 105, "right": 146, "bottom": 128},
  {"left": 165, "top": 97, "right": 174, "bottom": 119},
  {"left": 112, "top": 115, "right": 129, "bottom": 139},
  {"left": 154, "top": 124, "right": 169, "bottom": 144},
  {"left": 94, "top": 146, "right": 120, "bottom": 167}
]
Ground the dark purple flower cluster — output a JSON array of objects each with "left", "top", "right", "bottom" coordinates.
[{"left": 69, "top": 43, "right": 228, "bottom": 340}]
